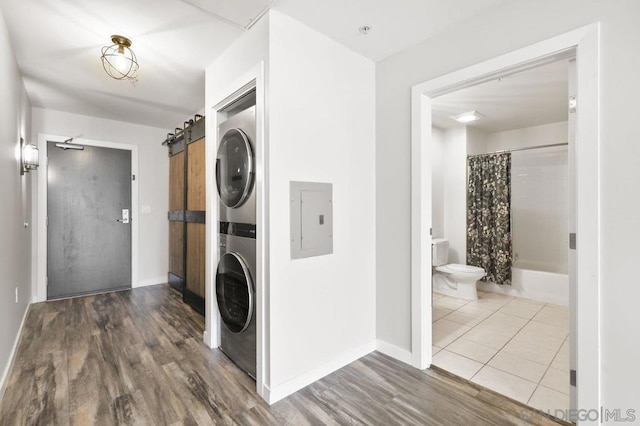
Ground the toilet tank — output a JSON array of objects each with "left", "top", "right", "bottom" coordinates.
[{"left": 431, "top": 238, "right": 449, "bottom": 266}]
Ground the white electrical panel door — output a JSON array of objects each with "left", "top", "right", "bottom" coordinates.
[
  {"left": 300, "top": 190, "right": 331, "bottom": 251},
  {"left": 290, "top": 182, "right": 333, "bottom": 259}
]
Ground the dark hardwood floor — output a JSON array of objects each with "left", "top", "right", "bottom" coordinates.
[{"left": 0, "top": 284, "right": 562, "bottom": 425}]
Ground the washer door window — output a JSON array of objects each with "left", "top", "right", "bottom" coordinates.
[
  {"left": 216, "top": 252, "right": 254, "bottom": 333},
  {"left": 216, "top": 128, "right": 254, "bottom": 208}
]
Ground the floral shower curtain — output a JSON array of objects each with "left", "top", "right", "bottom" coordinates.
[{"left": 467, "top": 153, "right": 512, "bottom": 285}]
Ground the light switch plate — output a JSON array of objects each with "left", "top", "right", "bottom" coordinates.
[
  {"left": 290, "top": 181, "right": 333, "bottom": 259},
  {"left": 141, "top": 205, "right": 152, "bottom": 214}
]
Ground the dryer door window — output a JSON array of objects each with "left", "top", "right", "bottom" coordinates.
[
  {"left": 216, "top": 128, "right": 254, "bottom": 208},
  {"left": 216, "top": 252, "right": 254, "bottom": 333}
]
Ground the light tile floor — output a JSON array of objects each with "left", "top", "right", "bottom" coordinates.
[{"left": 431, "top": 291, "right": 570, "bottom": 412}]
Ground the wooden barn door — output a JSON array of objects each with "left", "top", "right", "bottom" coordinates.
[
  {"left": 167, "top": 116, "right": 206, "bottom": 315},
  {"left": 184, "top": 125, "right": 206, "bottom": 313},
  {"left": 168, "top": 134, "right": 186, "bottom": 293}
]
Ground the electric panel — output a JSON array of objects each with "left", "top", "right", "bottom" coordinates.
[{"left": 290, "top": 181, "right": 333, "bottom": 259}]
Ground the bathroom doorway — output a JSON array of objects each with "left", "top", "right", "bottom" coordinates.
[
  {"left": 410, "top": 25, "right": 600, "bottom": 422},
  {"left": 428, "top": 58, "right": 572, "bottom": 413}
]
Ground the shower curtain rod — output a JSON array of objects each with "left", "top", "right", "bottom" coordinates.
[{"left": 467, "top": 142, "right": 568, "bottom": 157}]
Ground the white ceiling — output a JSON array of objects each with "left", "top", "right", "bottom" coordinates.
[
  {"left": 431, "top": 59, "right": 570, "bottom": 134},
  {"left": 274, "top": 0, "right": 506, "bottom": 62},
  {"left": 0, "top": 0, "right": 507, "bottom": 129}
]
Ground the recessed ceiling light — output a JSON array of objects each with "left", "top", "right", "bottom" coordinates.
[
  {"left": 451, "top": 110, "right": 485, "bottom": 123},
  {"left": 359, "top": 25, "right": 371, "bottom": 35}
]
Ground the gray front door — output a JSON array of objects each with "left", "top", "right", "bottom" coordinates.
[{"left": 47, "top": 142, "right": 132, "bottom": 299}]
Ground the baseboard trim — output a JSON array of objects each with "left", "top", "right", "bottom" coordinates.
[
  {"left": 376, "top": 340, "right": 413, "bottom": 365},
  {"left": 135, "top": 277, "right": 167, "bottom": 288},
  {"left": 183, "top": 288, "right": 205, "bottom": 315},
  {"left": 0, "top": 303, "right": 31, "bottom": 403},
  {"left": 202, "top": 330, "right": 210, "bottom": 347},
  {"left": 167, "top": 273, "right": 184, "bottom": 293},
  {"left": 264, "top": 340, "right": 376, "bottom": 405}
]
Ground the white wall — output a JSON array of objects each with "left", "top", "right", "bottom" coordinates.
[
  {"left": 432, "top": 124, "right": 482, "bottom": 264},
  {"left": 431, "top": 127, "right": 445, "bottom": 239},
  {"left": 376, "top": 0, "right": 640, "bottom": 411},
  {"left": 0, "top": 8, "right": 32, "bottom": 395},
  {"left": 205, "top": 17, "right": 269, "bottom": 104},
  {"left": 31, "top": 108, "right": 171, "bottom": 297},
  {"left": 485, "top": 121, "right": 567, "bottom": 152},
  {"left": 268, "top": 11, "right": 376, "bottom": 393},
  {"left": 466, "top": 126, "right": 488, "bottom": 154},
  {"left": 442, "top": 127, "right": 467, "bottom": 263},
  {"left": 431, "top": 126, "right": 468, "bottom": 263}
]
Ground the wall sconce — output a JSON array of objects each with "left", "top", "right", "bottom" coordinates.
[
  {"left": 20, "top": 138, "right": 39, "bottom": 175},
  {"left": 100, "top": 35, "right": 139, "bottom": 81}
]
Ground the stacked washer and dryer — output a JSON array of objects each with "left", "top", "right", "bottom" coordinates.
[{"left": 215, "top": 99, "right": 257, "bottom": 379}]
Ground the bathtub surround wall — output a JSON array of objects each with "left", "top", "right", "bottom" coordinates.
[
  {"left": 473, "top": 122, "right": 569, "bottom": 304},
  {"left": 485, "top": 121, "right": 569, "bottom": 275},
  {"left": 510, "top": 147, "right": 568, "bottom": 273}
]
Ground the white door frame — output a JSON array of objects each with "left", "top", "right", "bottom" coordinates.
[
  {"left": 35, "top": 134, "right": 139, "bottom": 302},
  {"left": 204, "top": 62, "right": 268, "bottom": 400},
  {"left": 410, "top": 24, "right": 600, "bottom": 415}
]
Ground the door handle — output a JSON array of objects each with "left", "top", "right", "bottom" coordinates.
[{"left": 117, "top": 209, "right": 130, "bottom": 224}]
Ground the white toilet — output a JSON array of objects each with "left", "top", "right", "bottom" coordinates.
[{"left": 431, "top": 238, "right": 486, "bottom": 301}]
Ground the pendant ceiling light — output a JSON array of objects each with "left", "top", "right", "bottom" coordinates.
[{"left": 101, "top": 35, "right": 139, "bottom": 81}]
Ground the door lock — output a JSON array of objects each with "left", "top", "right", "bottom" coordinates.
[{"left": 117, "top": 209, "right": 130, "bottom": 224}]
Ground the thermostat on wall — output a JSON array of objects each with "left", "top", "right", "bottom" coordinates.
[{"left": 290, "top": 181, "right": 333, "bottom": 259}]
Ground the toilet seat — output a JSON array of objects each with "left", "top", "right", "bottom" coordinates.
[{"left": 436, "top": 263, "right": 484, "bottom": 275}]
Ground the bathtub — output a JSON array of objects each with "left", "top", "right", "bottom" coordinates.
[{"left": 476, "top": 266, "right": 569, "bottom": 306}]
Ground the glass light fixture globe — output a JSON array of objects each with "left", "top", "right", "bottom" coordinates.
[
  {"left": 20, "top": 138, "right": 39, "bottom": 175},
  {"left": 101, "top": 35, "right": 139, "bottom": 81}
]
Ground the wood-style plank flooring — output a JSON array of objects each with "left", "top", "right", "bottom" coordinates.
[{"left": 0, "top": 284, "right": 563, "bottom": 425}]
